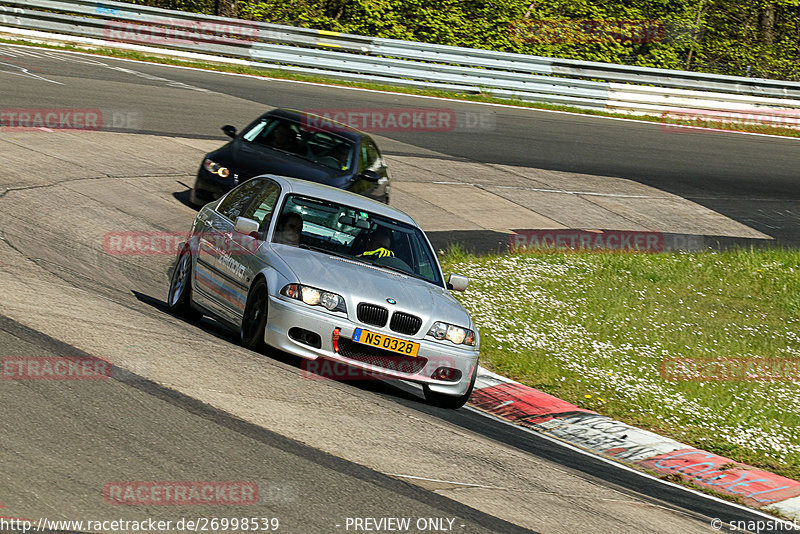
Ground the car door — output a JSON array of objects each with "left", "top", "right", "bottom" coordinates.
[
  {"left": 193, "top": 178, "right": 265, "bottom": 324},
  {"left": 221, "top": 179, "right": 282, "bottom": 318}
]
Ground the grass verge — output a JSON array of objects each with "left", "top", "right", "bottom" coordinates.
[
  {"left": 2, "top": 35, "right": 800, "bottom": 139},
  {"left": 440, "top": 246, "right": 800, "bottom": 481}
]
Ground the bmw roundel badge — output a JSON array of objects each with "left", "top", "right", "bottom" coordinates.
[{"left": 386, "top": 298, "right": 397, "bottom": 305}]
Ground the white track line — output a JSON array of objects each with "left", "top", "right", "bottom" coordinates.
[{"left": 389, "top": 474, "right": 500, "bottom": 489}]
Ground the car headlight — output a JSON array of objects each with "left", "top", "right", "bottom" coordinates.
[
  {"left": 281, "top": 284, "right": 346, "bottom": 313},
  {"left": 427, "top": 321, "right": 476, "bottom": 346},
  {"left": 203, "top": 158, "right": 230, "bottom": 178}
]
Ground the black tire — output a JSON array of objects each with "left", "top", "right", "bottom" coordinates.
[
  {"left": 423, "top": 365, "right": 478, "bottom": 409},
  {"left": 240, "top": 278, "right": 269, "bottom": 351},
  {"left": 167, "top": 248, "right": 202, "bottom": 321}
]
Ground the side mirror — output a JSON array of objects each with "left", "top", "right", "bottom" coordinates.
[
  {"left": 222, "top": 125, "right": 237, "bottom": 139},
  {"left": 234, "top": 217, "right": 260, "bottom": 237},
  {"left": 447, "top": 273, "right": 469, "bottom": 292},
  {"left": 358, "top": 170, "right": 381, "bottom": 182}
]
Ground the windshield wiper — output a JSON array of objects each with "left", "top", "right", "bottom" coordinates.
[
  {"left": 298, "top": 243, "right": 351, "bottom": 260},
  {"left": 271, "top": 146, "right": 317, "bottom": 163},
  {"left": 358, "top": 257, "right": 431, "bottom": 282}
]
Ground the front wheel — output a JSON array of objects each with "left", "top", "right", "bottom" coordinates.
[
  {"left": 241, "top": 278, "right": 269, "bottom": 351},
  {"left": 423, "top": 365, "right": 477, "bottom": 409},
  {"left": 168, "top": 248, "right": 202, "bottom": 321}
]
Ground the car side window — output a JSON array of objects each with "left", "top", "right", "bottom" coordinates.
[
  {"left": 243, "top": 181, "right": 281, "bottom": 232},
  {"left": 407, "top": 231, "right": 436, "bottom": 281},
  {"left": 242, "top": 118, "right": 271, "bottom": 142},
  {"left": 216, "top": 178, "right": 264, "bottom": 221},
  {"left": 358, "top": 138, "right": 382, "bottom": 173},
  {"left": 254, "top": 119, "right": 306, "bottom": 156}
]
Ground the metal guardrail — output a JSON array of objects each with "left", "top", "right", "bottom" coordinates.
[
  {"left": 3, "top": 0, "right": 800, "bottom": 125},
  {"left": 0, "top": 0, "right": 375, "bottom": 51}
]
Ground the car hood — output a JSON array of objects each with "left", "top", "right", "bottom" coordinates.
[
  {"left": 272, "top": 245, "right": 472, "bottom": 330},
  {"left": 216, "top": 140, "right": 342, "bottom": 184}
]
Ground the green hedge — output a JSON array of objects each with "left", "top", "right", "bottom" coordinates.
[
  {"left": 117, "top": 0, "right": 800, "bottom": 80},
  {"left": 121, "top": 0, "right": 215, "bottom": 14}
]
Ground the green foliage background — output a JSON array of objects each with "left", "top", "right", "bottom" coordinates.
[{"left": 119, "top": 0, "right": 800, "bottom": 80}]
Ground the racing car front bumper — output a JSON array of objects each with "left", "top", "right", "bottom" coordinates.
[{"left": 263, "top": 295, "right": 478, "bottom": 397}]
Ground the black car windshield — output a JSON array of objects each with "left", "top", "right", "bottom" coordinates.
[
  {"left": 241, "top": 117, "right": 355, "bottom": 172},
  {"left": 272, "top": 194, "right": 443, "bottom": 287}
]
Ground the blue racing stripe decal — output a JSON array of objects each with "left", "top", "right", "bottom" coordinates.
[{"left": 195, "top": 265, "right": 247, "bottom": 310}]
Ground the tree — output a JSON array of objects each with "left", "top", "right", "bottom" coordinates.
[{"left": 216, "top": 0, "right": 238, "bottom": 17}]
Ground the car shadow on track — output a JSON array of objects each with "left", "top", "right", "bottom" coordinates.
[
  {"left": 131, "top": 290, "right": 427, "bottom": 406},
  {"left": 172, "top": 187, "right": 200, "bottom": 211}
]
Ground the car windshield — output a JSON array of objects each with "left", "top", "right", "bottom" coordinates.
[
  {"left": 241, "top": 117, "right": 355, "bottom": 172},
  {"left": 272, "top": 194, "right": 443, "bottom": 287}
]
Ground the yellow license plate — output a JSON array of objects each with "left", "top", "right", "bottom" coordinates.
[{"left": 352, "top": 328, "right": 420, "bottom": 357}]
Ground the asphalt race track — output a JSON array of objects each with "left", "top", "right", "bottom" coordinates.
[
  {"left": 0, "top": 44, "right": 797, "bottom": 533},
  {"left": 3, "top": 43, "right": 799, "bottom": 245},
  {"left": 0, "top": 317, "right": 527, "bottom": 534}
]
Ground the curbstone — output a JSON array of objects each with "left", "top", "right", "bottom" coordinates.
[{"left": 469, "top": 365, "right": 800, "bottom": 518}]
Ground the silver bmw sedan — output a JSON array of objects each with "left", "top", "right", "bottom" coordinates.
[{"left": 168, "top": 175, "right": 479, "bottom": 408}]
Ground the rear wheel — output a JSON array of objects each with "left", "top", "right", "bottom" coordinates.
[
  {"left": 168, "top": 249, "right": 202, "bottom": 321},
  {"left": 241, "top": 278, "right": 269, "bottom": 351},
  {"left": 423, "top": 365, "right": 477, "bottom": 409}
]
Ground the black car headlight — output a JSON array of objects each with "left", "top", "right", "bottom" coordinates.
[
  {"left": 203, "top": 158, "right": 230, "bottom": 178},
  {"left": 281, "top": 284, "right": 346, "bottom": 313},
  {"left": 427, "top": 321, "right": 476, "bottom": 346}
]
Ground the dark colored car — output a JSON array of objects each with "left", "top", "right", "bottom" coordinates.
[{"left": 191, "top": 108, "right": 391, "bottom": 206}]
